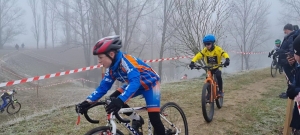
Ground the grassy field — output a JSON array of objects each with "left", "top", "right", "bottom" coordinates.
[{"left": 0, "top": 68, "right": 289, "bottom": 135}]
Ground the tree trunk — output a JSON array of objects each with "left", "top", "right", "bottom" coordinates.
[
  {"left": 0, "top": 32, "right": 2, "bottom": 49},
  {"left": 51, "top": 20, "right": 54, "bottom": 48},
  {"left": 158, "top": 0, "right": 168, "bottom": 82}
]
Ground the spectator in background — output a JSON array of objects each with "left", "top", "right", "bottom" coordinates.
[
  {"left": 15, "top": 44, "right": 19, "bottom": 51},
  {"left": 21, "top": 43, "right": 24, "bottom": 49},
  {"left": 278, "top": 24, "right": 299, "bottom": 99},
  {"left": 181, "top": 74, "right": 187, "bottom": 80},
  {"left": 286, "top": 34, "right": 300, "bottom": 134}
]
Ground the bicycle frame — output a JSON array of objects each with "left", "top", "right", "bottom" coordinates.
[
  {"left": 107, "top": 107, "right": 181, "bottom": 135},
  {"left": 204, "top": 69, "right": 218, "bottom": 102}
]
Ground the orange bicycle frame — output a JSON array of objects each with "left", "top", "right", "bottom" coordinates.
[{"left": 204, "top": 69, "right": 218, "bottom": 102}]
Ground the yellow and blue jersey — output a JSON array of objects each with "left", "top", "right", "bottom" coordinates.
[{"left": 191, "top": 45, "right": 229, "bottom": 69}]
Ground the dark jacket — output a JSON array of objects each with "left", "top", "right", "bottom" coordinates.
[
  {"left": 287, "top": 63, "right": 300, "bottom": 129},
  {"left": 1, "top": 92, "right": 12, "bottom": 101},
  {"left": 279, "top": 30, "right": 299, "bottom": 65}
]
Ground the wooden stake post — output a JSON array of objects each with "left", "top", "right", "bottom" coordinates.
[
  {"left": 36, "top": 80, "right": 39, "bottom": 98},
  {"left": 283, "top": 99, "right": 294, "bottom": 135},
  {"left": 82, "top": 78, "right": 84, "bottom": 88}
]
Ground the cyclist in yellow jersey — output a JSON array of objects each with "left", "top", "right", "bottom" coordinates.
[{"left": 189, "top": 34, "right": 230, "bottom": 96}]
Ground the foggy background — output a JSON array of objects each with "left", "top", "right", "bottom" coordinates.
[
  {"left": 0, "top": 0, "right": 299, "bottom": 88},
  {"left": 12, "top": 0, "right": 295, "bottom": 48}
]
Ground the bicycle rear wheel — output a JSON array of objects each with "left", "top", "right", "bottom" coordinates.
[
  {"left": 201, "top": 83, "right": 214, "bottom": 123},
  {"left": 158, "top": 102, "right": 188, "bottom": 135},
  {"left": 6, "top": 101, "right": 21, "bottom": 114},
  {"left": 84, "top": 126, "right": 124, "bottom": 135},
  {"left": 270, "top": 60, "right": 277, "bottom": 77}
]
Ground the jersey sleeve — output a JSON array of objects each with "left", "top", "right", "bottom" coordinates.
[
  {"left": 220, "top": 48, "right": 230, "bottom": 59},
  {"left": 87, "top": 69, "right": 116, "bottom": 102},
  {"left": 192, "top": 50, "right": 205, "bottom": 62},
  {"left": 117, "top": 57, "right": 141, "bottom": 103}
]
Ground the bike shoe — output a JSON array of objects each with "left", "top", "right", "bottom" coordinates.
[
  {"left": 279, "top": 93, "right": 288, "bottom": 99},
  {"left": 132, "top": 116, "right": 144, "bottom": 134},
  {"left": 218, "top": 91, "right": 224, "bottom": 97}
]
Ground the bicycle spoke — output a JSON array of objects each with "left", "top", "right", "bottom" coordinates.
[{"left": 160, "top": 102, "right": 188, "bottom": 135}]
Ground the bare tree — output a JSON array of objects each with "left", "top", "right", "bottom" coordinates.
[
  {"left": 157, "top": 0, "right": 176, "bottom": 81},
  {"left": 0, "top": 0, "right": 25, "bottom": 49},
  {"left": 62, "top": 0, "right": 71, "bottom": 46},
  {"left": 228, "top": 0, "right": 270, "bottom": 70},
  {"left": 279, "top": 0, "right": 300, "bottom": 22},
  {"left": 41, "top": 0, "right": 48, "bottom": 48},
  {"left": 97, "top": 0, "right": 153, "bottom": 53},
  {"left": 28, "top": 0, "right": 41, "bottom": 49},
  {"left": 48, "top": 0, "right": 58, "bottom": 48},
  {"left": 171, "top": 0, "right": 231, "bottom": 64}
]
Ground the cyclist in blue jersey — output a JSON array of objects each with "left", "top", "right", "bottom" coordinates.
[
  {"left": 76, "top": 35, "right": 165, "bottom": 135},
  {"left": 0, "top": 90, "right": 14, "bottom": 112}
]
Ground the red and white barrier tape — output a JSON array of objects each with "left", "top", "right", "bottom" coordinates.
[
  {"left": 0, "top": 52, "right": 268, "bottom": 88},
  {"left": 229, "top": 50, "right": 268, "bottom": 55},
  {"left": 0, "top": 56, "right": 192, "bottom": 87},
  {"left": 0, "top": 65, "right": 102, "bottom": 87},
  {"left": 81, "top": 79, "right": 98, "bottom": 84},
  {"left": 0, "top": 78, "right": 98, "bottom": 92}
]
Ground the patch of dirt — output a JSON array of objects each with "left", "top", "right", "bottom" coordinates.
[
  {"left": 0, "top": 83, "right": 95, "bottom": 126},
  {"left": 186, "top": 75, "right": 285, "bottom": 134}
]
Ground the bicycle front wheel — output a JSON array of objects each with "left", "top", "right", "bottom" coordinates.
[
  {"left": 6, "top": 101, "right": 21, "bottom": 114},
  {"left": 270, "top": 60, "right": 277, "bottom": 77},
  {"left": 84, "top": 126, "right": 124, "bottom": 135},
  {"left": 158, "top": 102, "right": 188, "bottom": 135},
  {"left": 201, "top": 83, "right": 214, "bottom": 123},
  {"left": 216, "top": 93, "right": 224, "bottom": 109}
]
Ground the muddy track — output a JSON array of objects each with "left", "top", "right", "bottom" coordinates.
[
  {"left": 0, "top": 69, "right": 286, "bottom": 135},
  {"left": 185, "top": 75, "right": 285, "bottom": 134}
]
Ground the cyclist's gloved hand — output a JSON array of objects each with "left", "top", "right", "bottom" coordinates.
[
  {"left": 105, "top": 97, "right": 124, "bottom": 114},
  {"left": 76, "top": 100, "right": 91, "bottom": 114},
  {"left": 189, "top": 62, "right": 195, "bottom": 69},
  {"left": 268, "top": 52, "right": 271, "bottom": 58},
  {"left": 224, "top": 58, "right": 230, "bottom": 67}
]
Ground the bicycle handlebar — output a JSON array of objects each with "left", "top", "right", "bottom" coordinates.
[
  {"left": 83, "top": 101, "right": 106, "bottom": 123},
  {"left": 192, "top": 64, "right": 226, "bottom": 70},
  {"left": 76, "top": 99, "right": 131, "bottom": 124}
]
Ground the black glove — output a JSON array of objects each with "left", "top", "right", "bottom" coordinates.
[
  {"left": 286, "top": 85, "right": 297, "bottom": 99},
  {"left": 189, "top": 62, "right": 195, "bottom": 69},
  {"left": 75, "top": 100, "right": 91, "bottom": 114},
  {"left": 105, "top": 97, "right": 124, "bottom": 114},
  {"left": 268, "top": 52, "right": 271, "bottom": 58},
  {"left": 224, "top": 58, "right": 230, "bottom": 66}
]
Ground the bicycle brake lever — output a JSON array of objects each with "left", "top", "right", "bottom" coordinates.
[{"left": 76, "top": 113, "right": 81, "bottom": 125}]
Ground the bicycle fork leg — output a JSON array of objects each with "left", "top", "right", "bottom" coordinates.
[{"left": 208, "top": 84, "right": 213, "bottom": 102}]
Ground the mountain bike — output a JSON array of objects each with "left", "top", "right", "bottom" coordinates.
[
  {"left": 76, "top": 99, "right": 189, "bottom": 135},
  {"left": 192, "top": 64, "right": 225, "bottom": 123},
  {"left": 0, "top": 90, "right": 21, "bottom": 114},
  {"left": 269, "top": 52, "right": 283, "bottom": 77}
]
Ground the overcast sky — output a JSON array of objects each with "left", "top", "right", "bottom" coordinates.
[{"left": 12, "top": 0, "right": 297, "bottom": 49}]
